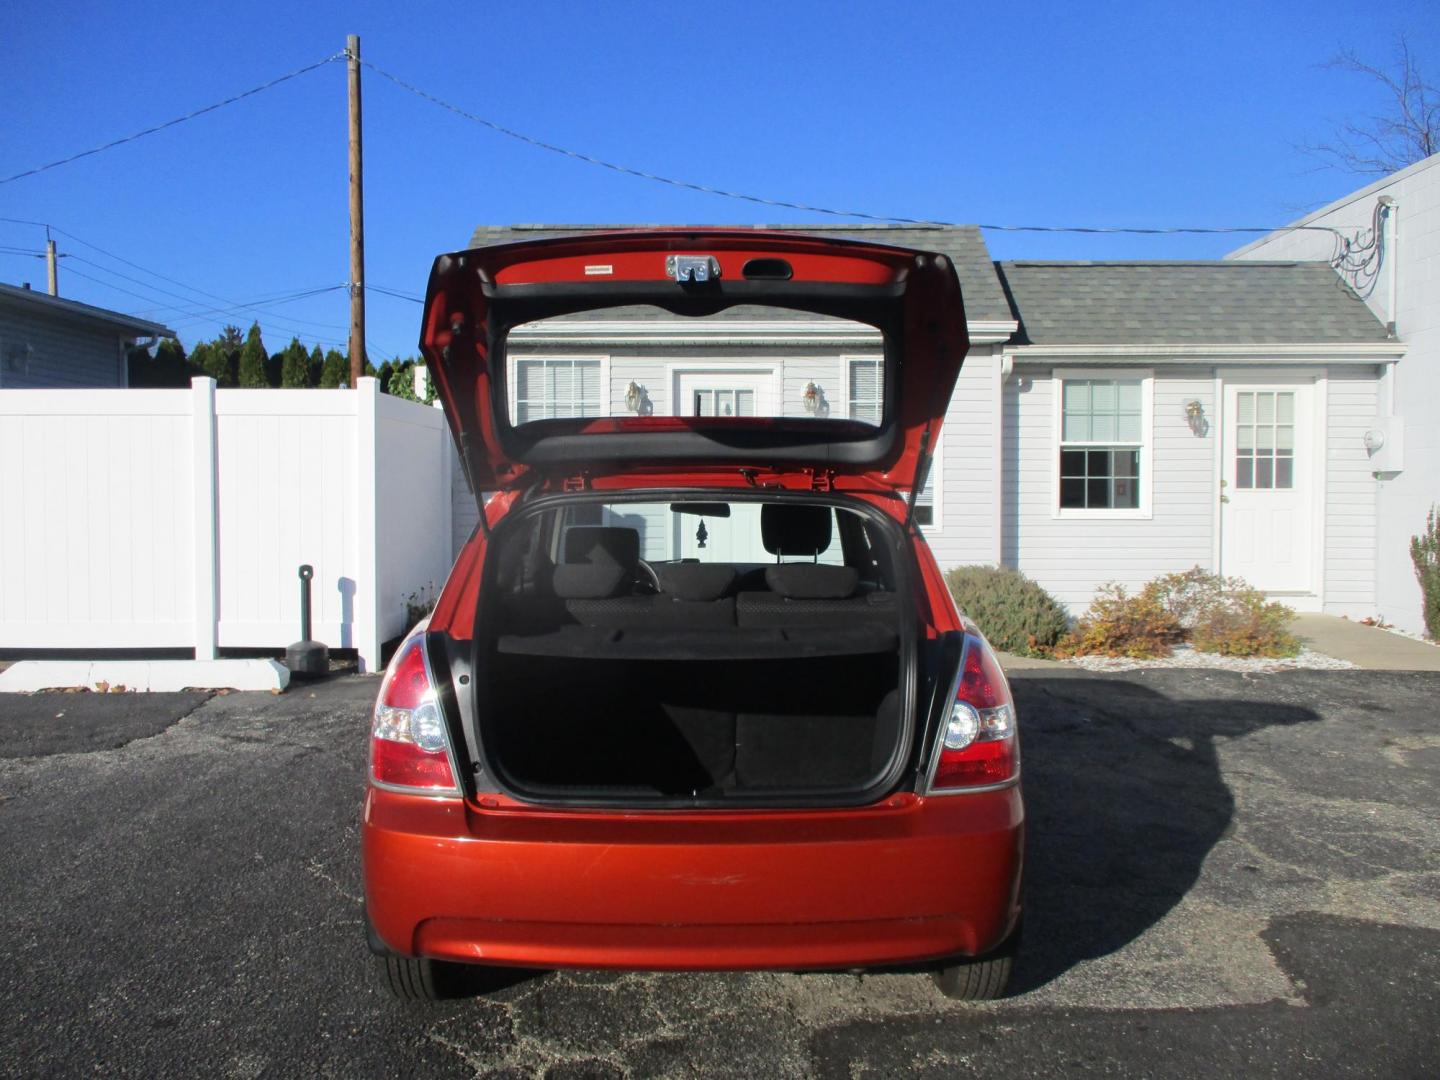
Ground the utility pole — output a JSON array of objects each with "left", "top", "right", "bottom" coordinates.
[
  {"left": 45, "top": 239, "right": 58, "bottom": 296},
  {"left": 347, "top": 34, "right": 367, "bottom": 387}
]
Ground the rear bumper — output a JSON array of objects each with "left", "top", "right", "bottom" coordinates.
[{"left": 362, "top": 786, "right": 1023, "bottom": 972}]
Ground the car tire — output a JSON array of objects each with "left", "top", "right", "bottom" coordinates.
[
  {"left": 932, "top": 921, "right": 1020, "bottom": 1001},
  {"left": 373, "top": 953, "right": 450, "bottom": 1002},
  {"left": 932, "top": 954, "right": 1013, "bottom": 1000}
]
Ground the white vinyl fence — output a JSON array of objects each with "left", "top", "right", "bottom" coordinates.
[{"left": 0, "top": 377, "right": 455, "bottom": 673}]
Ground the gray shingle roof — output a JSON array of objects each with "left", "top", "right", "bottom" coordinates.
[
  {"left": 467, "top": 224, "right": 1014, "bottom": 324},
  {"left": 996, "top": 261, "right": 1392, "bottom": 346}
]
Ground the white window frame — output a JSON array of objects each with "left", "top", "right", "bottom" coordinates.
[
  {"left": 844, "top": 354, "right": 941, "bottom": 530},
  {"left": 1051, "top": 367, "right": 1154, "bottom": 520},
  {"left": 507, "top": 354, "right": 610, "bottom": 423}
]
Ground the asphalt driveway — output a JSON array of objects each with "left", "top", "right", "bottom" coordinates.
[{"left": 0, "top": 668, "right": 1436, "bottom": 1078}]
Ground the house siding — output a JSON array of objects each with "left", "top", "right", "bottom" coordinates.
[
  {"left": 925, "top": 346, "right": 999, "bottom": 568},
  {"left": 0, "top": 305, "right": 125, "bottom": 388},
  {"left": 1323, "top": 367, "right": 1380, "bottom": 617},
  {"left": 1002, "top": 366, "right": 1216, "bottom": 613}
]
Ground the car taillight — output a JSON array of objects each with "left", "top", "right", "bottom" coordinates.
[
  {"left": 927, "top": 634, "right": 1018, "bottom": 792},
  {"left": 370, "top": 636, "right": 459, "bottom": 794}
]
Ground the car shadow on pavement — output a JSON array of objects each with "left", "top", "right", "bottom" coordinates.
[{"left": 1007, "top": 676, "right": 1320, "bottom": 994}]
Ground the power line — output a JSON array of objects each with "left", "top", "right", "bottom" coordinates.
[
  {"left": 0, "top": 54, "right": 344, "bottom": 186},
  {"left": 367, "top": 284, "right": 423, "bottom": 303},
  {"left": 61, "top": 262, "right": 349, "bottom": 344},
  {"left": 2, "top": 218, "right": 354, "bottom": 337},
  {"left": 66, "top": 253, "right": 351, "bottom": 333},
  {"left": 362, "top": 58, "right": 1352, "bottom": 242}
]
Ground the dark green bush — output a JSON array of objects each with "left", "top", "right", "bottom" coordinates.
[{"left": 943, "top": 565, "right": 1070, "bottom": 656}]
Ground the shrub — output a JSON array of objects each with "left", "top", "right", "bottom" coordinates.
[
  {"left": 1055, "top": 567, "right": 1300, "bottom": 660},
  {"left": 943, "top": 565, "right": 1069, "bottom": 656},
  {"left": 1144, "top": 567, "right": 1226, "bottom": 630},
  {"left": 1149, "top": 568, "right": 1299, "bottom": 658},
  {"left": 1053, "top": 583, "right": 1181, "bottom": 659},
  {"left": 1190, "top": 587, "right": 1301, "bottom": 657},
  {"left": 1412, "top": 505, "right": 1440, "bottom": 639}
]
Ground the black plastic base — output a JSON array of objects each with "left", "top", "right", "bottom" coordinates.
[{"left": 285, "top": 640, "right": 330, "bottom": 676}]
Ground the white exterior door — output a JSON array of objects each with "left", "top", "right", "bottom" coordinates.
[
  {"left": 1220, "top": 381, "right": 1315, "bottom": 593},
  {"left": 673, "top": 370, "right": 775, "bottom": 563}
]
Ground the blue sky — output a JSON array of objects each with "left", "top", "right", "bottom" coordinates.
[{"left": 2, "top": 1, "right": 1435, "bottom": 363}]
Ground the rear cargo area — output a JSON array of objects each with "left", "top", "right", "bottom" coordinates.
[
  {"left": 475, "top": 498, "right": 912, "bottom": 804},
  {"left": 490, "top": 653, "right": 900, "bottom": 797}
]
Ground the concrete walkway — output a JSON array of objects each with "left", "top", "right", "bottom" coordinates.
[{"left": 1291, "top": 614, "right": 1440, "bottom": 671}]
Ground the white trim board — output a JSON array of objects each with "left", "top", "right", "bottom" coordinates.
[{"left": 1008, "top": 342, "right": 1403, "bottom": 363}]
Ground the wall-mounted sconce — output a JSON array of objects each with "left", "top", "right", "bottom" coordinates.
[
  {"left": 1183, "top": 398, "right": 1208, "bottom": 437},
  {"left": 624, "top": 381, "right": 652, "bottom": 416},
  {"left": 802, "top": 381, "right": 829, "bottom": 417}
]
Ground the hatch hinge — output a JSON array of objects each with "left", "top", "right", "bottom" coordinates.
[
  {"left": 561, "top": 472, "right": 591, "bottom": 492},
  {"left": 807, "top": 468, "right": 835, "bottom": 492}
]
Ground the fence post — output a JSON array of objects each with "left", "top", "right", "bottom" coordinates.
[
  {"left": 191, "top": 377, "right": 219, "bottom": 661},
  {"left": 355, "top": 376, "right": 381, "bottom": 673}
]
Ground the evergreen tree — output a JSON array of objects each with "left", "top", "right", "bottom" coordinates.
[
  {"left": 217, "top": 325, "right": 244, "bottom": 385},
  {"left": 307, "top": 345, "right": 324, "bottom": 387},
  {"left": 127, "top": 338, "right": 195, "bottom": 387},
  {"left": 188, "top": 341, "right": 230, "bottom": 386},
  {"left": 387, "top": 361, "right": 419, "bottom": 401},
  {"left": 319, "top": 348, "right": 348, "bottom": 388},
  {"left": 237, "top": 322, "right": 270, "bottom": 388},
  {"left": 279, "top": 337, "right": 312, "bottom": 388}
]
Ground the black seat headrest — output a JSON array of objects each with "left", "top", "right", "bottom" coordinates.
[
  {"left": 563, "top": 526, "right": 640, "bottom": 569},
  {"left": 553, "top": 526, "right": 640, "bottom": 600},
  {"left": 760, "top": 505, "right": 832, "bottom": 557}
]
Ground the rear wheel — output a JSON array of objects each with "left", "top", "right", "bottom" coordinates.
[
  {"left": 932, "top": 922, "right": 1021, "bottom": 1001},
  {"left": 932, "top": 954, "right": 1013, "bottom": 1000},
  {"left": 373, "top": 953, "right": 450, "bottom": 1002}
]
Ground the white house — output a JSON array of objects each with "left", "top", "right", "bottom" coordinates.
[
  {"left": 459, "top": 223, "right": 1404, "bottom": 620},
  {"left": 1229, "top": 150, "right": 1439, "bottom": 633}
]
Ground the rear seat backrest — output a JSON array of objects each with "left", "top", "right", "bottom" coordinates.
[
  {"left": 552, "top": 526, "right": 641, "bottom": 600},
  {"left": 738, "top": 505, "right": 893, "bottom": 628}
]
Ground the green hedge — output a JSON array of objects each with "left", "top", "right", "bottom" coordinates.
[{"left": 943, "top": 565, "right": 1070, "bottom": 656}]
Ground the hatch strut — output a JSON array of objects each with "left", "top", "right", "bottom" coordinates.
[{"left": 904, "top": 421, "right": 933, "bottom": 530}]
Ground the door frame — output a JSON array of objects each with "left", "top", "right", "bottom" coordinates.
[
  {"left": 1214, "top": 367, "right": 1328, "bottom": 609},
  {"left": 667, "top": 363, "right": 782, "bottom": 419}
]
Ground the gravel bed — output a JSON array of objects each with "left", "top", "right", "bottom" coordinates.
[{"left": 1063, "top": 645, "right": 1356, "bottom": 673}]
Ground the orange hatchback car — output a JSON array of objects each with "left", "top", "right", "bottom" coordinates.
[{"left": 362, "top": 230, "right": 1024, "bottom": 1001}]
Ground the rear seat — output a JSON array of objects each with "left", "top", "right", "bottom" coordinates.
[
  {"left": 735, "top": 505, "right": 895, "bottom": 628},
  {"left": 506, "top": 526, "right": 739, "bottom": 631},
  {"left": 502, "top": 511, "right": 895, "bottom": 639}
]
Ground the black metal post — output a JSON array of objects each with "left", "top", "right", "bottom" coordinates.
[
  {"left": 285, "top": 563, "right": 329, "bottom": 677},
  {"left": 299, "top": 564, "right": 314, "bottom": 642}
]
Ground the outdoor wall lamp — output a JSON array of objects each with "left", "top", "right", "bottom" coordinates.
[
  {"left": 1363, "top": 428, "right": 1386, "bottom": 453},
  {"left": 1183, "top": 398, "right": 1208, "bottom": 437},
  {"left": 624, "top": 381, "right": 651, "bottom": 415},
  {"left": 802, "top": 382, "right": 826, "bottom": 416}
]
